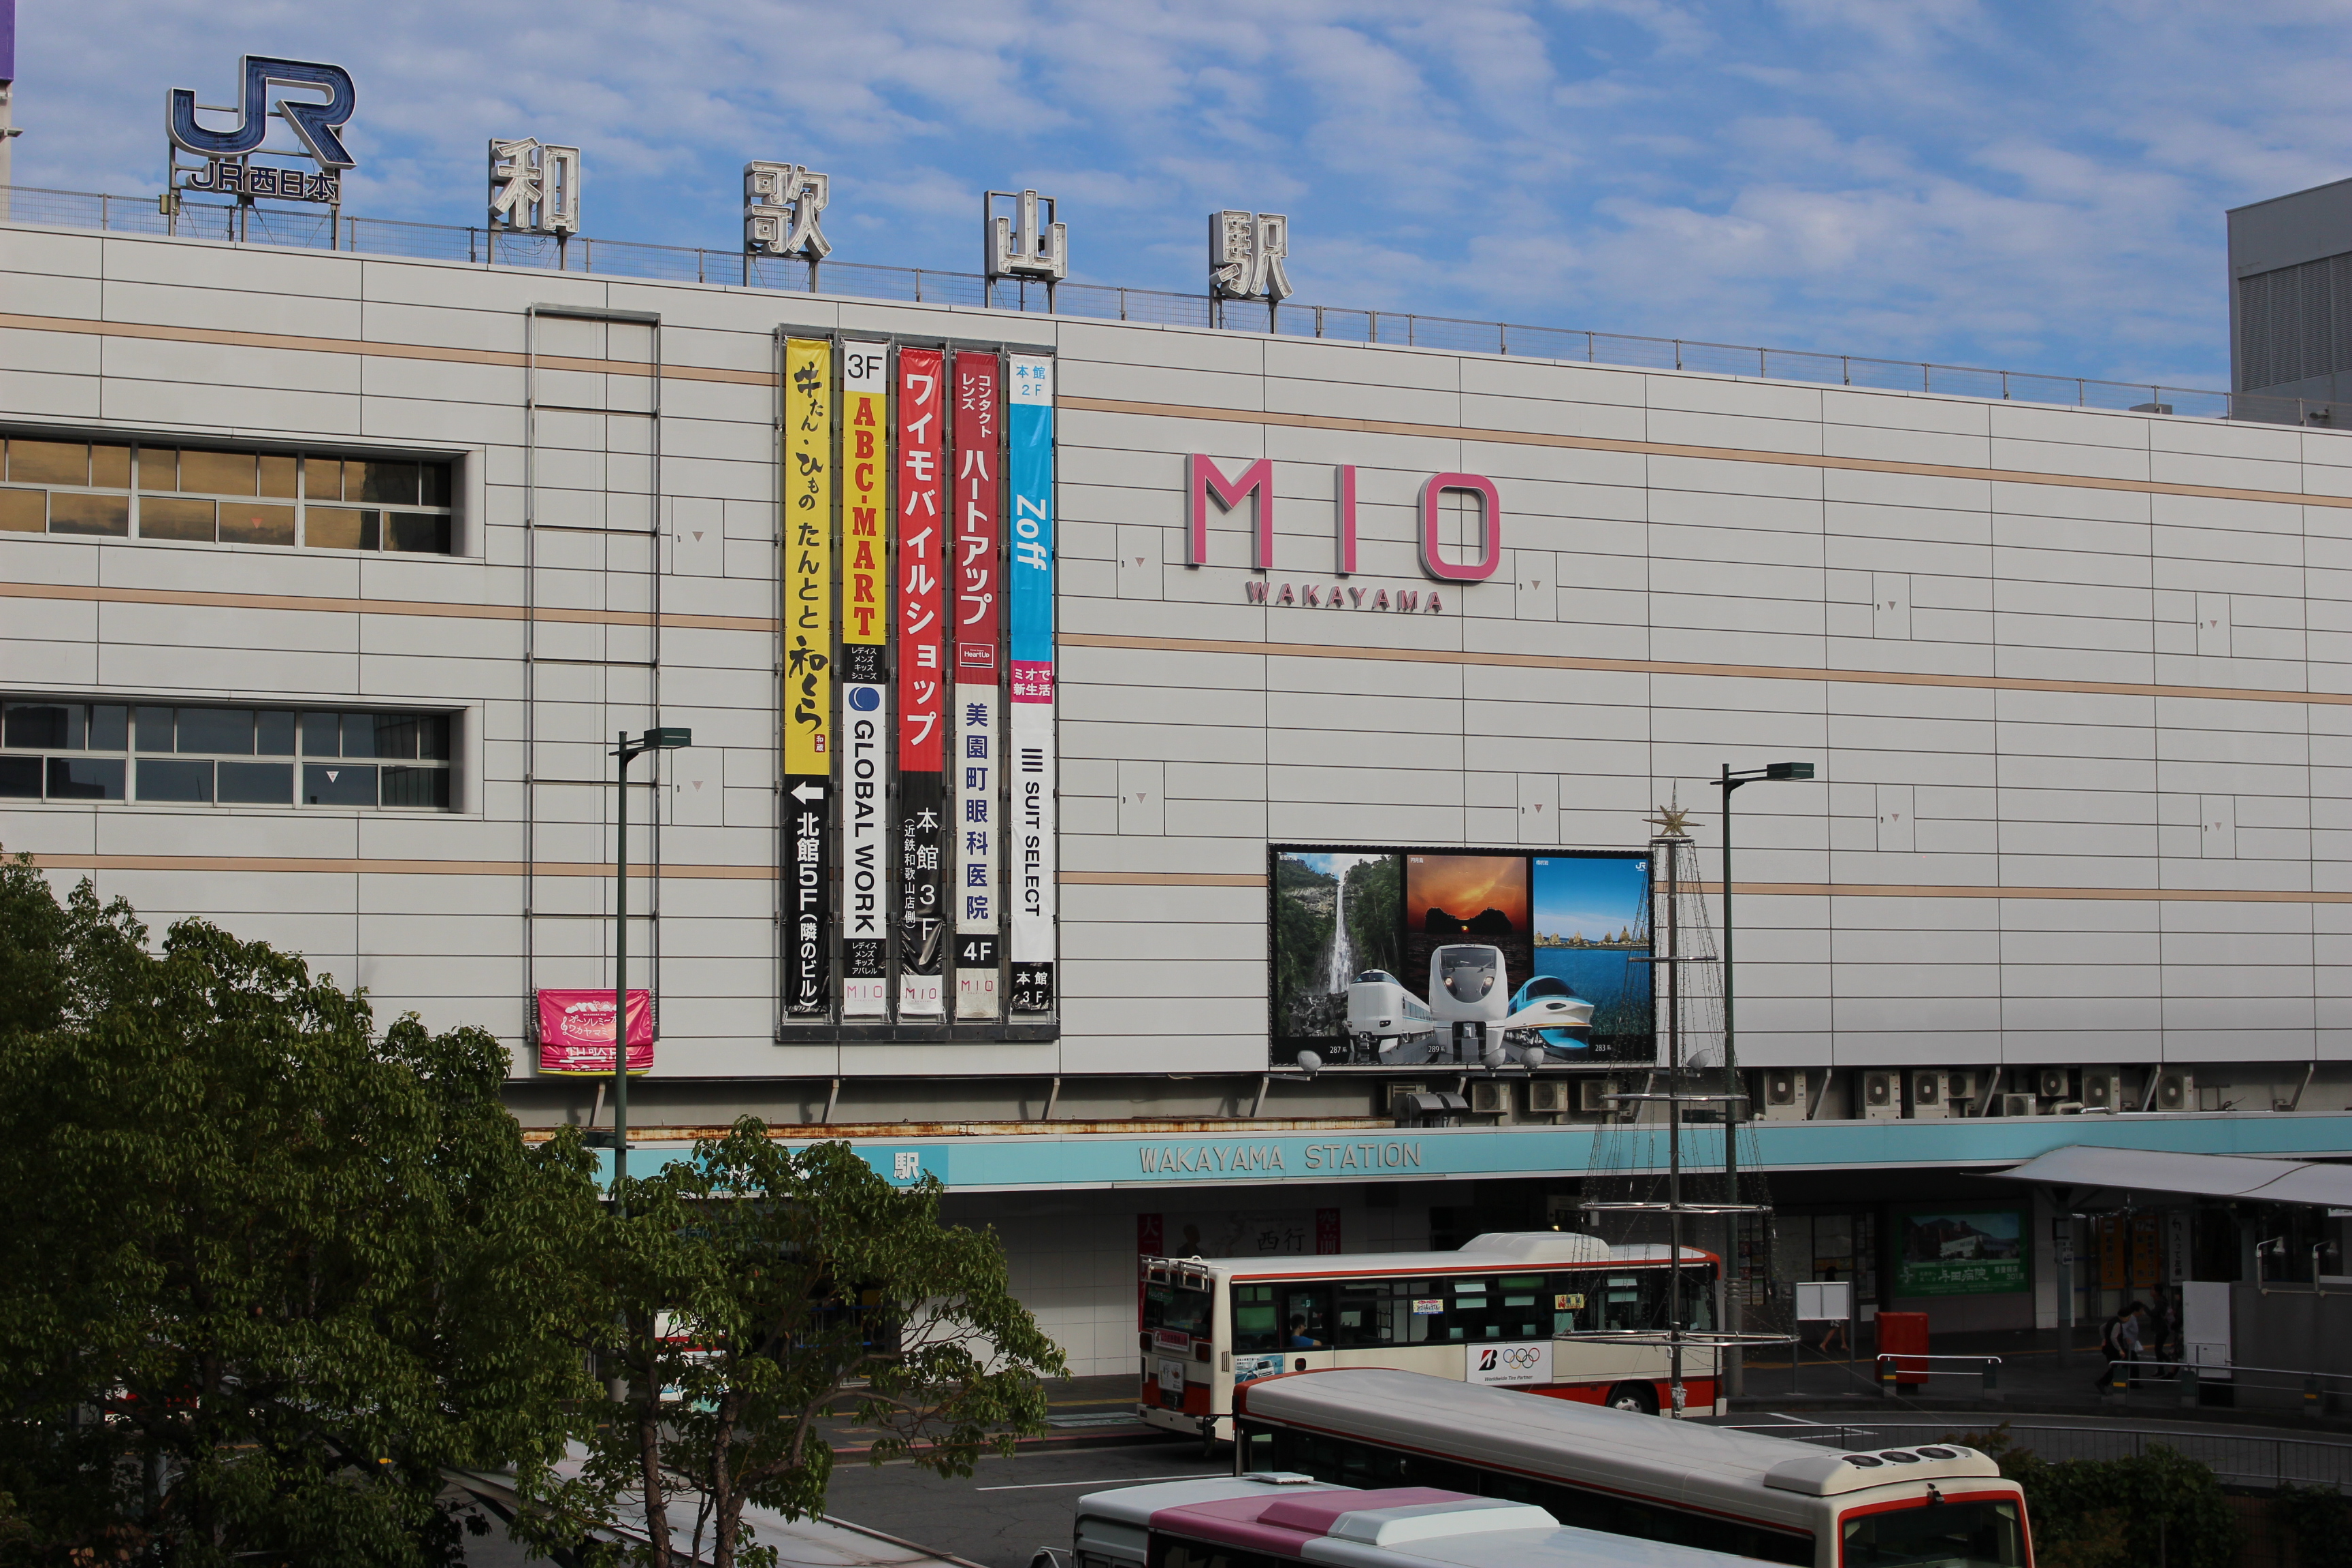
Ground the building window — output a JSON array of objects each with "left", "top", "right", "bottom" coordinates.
[
  {"left": 0, "top": 436, "right": 457, "bottom": 553},
  {"left": 0, "top": 700, "right": 453, "bottom": 810}
]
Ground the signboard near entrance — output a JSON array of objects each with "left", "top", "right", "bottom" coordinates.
[{"left": 1895, "top": 1208, "right": 2027, "bottom": 1296}]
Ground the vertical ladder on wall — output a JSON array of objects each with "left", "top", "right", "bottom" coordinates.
[{"left": 522, "top": 304, "right": 665, "bottom": 1054}]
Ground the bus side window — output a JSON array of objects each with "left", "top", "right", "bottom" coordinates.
[
  {"left": 1446, "top": 1276, "right": 1495, "bottom": 1341},
  {"left": 1279, "top": 1285, "right": 1333, "bottom": 1349},
  {"left": 1335, "top": 1286, "right": 1388, "bottom": 1348},
  {"left": 1545, "top": 1273, "right": 1591, "bottom": 1333},
  {"left": 1232, "top": 1284, "right": 1278, "bottom": 1353},
  {"left": 1150, "top": 1537, "right": 1284, "bottom": 1568},
  {"left": 1386, "top": 1279, "right": 1434, "bottom": 1345},
  {"left": 1601, "top": 1275, "right": 1646, "bottom": 1330},
  {"left": 1497, "top": 1275, "right": 1546, "bottom": 1340},
  {"left": 1684, "top": 1268, "right": 1716, "bottom": 1331}
]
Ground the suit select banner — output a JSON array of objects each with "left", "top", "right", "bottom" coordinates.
[
  {"left": 1007, "top": 353, "right": 1056, "bottom": 1015},
  {"left": 537, "top": 989, "right": 652, "bottom": 1075}
]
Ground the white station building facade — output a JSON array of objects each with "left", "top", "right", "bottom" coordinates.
[{"left": 8, "top": 144, "right": 2352, "bottom": 1375}]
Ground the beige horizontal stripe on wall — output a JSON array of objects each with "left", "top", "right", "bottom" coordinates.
[
  {"left": 20, "top": 856, "right": 2345, "bottom": 906},
  {"left": 1060, "top": 869, "right": 1265, "bottom": 886},
  {"left": 1062, "top": 631, "right": 2352, "bottom": 709},
  {"left": 0, "top": 579, "right": 776, "bottom": 634},
  {"left": 1072, "top": 870, "right": 2352, "bottom": 904},
  {"left": 1061, "top": 394, "right": 2352, "bottom": 512},
  {"left": 10, "top": 309, "right": 2352, "bottom": 513},
  {"left": 26, "top": 852, "right": 772, "bottom": 879},
  {"left": 0, "top": 310, "right": 772, "bottom": 387}
]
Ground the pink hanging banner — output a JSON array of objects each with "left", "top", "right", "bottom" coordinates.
[{"left": 536, "top": 988, "right": 653, "bottom": 1075}]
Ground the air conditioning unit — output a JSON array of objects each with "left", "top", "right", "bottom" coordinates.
[
  {"left": 1909, "top": 1070, "right": 1942, "bottom": 1115},
  {"left": 1861, "top": 1070, "right": 1902, "bottom": 1120},
  {"left": 1469, "top": 1079, "right": 1510, "bottom": 1115},
  {"left": 1576, "top": 1077, "right": 1618, "bottom": 1115},
  {"left": 2000, "top": 1092, "right": 2037, "bottom": 1118},
  {"left": 1760, "top": 1068, "right": 1808, "bottom": 1122},
  {"left": 2157, "top": 1069, "right": 2193, "bottom": 1112},
  {"left": 1946, "top": 1070, "right": 1979, "bottom": 1111},
  {"left": 1386, "top": 1082, "right": 1427, "bottom": 1117},
  {"left": 2080, "top": 1068, "right": 2121, "bottom": 1112},
  {"left": 1526, "top": 1078, "right": 1569, "bottom": 1114},
  {"left": 2038, "top": 1068, "right": 2070, "bottom": 1101}
]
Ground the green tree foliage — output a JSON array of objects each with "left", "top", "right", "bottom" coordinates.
[
  {"left": 1956, "top": 1426, "right": 2235, "bottom": 1568},
  {"left": 0, "top": 853, "right": 603, "bottom": 1565},
  {"left": 1343, "top": 855, "right": 1402, "bottom": 982},
  {"left": 1271, "top": 859, "right": 1335, "bottom": 1032},
  {"left": 524, "top": 1125, "right": 1066, "bottom": 1568},
  {"left": 2275, "top": 1486, "right": 2352, "bottom": 1568}
]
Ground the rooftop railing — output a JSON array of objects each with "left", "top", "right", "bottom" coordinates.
[{"left": 0, "top": 182, "right": 2331, "bottom": 429}]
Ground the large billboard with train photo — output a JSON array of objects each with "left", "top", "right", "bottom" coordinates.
[{"left": 1268, "top": 845, "right": 1656, "bottom": 1071}]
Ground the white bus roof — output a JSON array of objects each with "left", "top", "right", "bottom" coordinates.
[
  {"left": 1234, "top": 1370, "right": 2006, "bottom": 1529},
  {"left": 1077, "top": 1475, "right": 1762, "bottom": 1568},
  {"left": 1145, "top": 1233, "right": 1713, "bottom": 1279}
]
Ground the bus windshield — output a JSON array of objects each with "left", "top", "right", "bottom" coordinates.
[
  {"left": 1145, "top": 1278, "right": 1214, "bottom": 1341},
  {"left": 1842, "top": 1499, "right": 2023, "bottom": 1568}
]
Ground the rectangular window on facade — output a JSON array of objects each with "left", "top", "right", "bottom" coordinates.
[
  {"left": 1, "top": 700, "right": 453, "bottom": 811},
  {"left": 1, "top": 435, "right": 456, "bottom": 554}
]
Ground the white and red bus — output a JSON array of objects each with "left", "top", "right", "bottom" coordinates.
[
  {"left": 1232, "top": 1369, "right": 2032, "bottom": 1568},
  {"left": 1138, "top": 1232, "right": 1722, "bottom": 1444},
  {"left": 1070, "top": 1472, "right": 1766, "bottom": 1568}
]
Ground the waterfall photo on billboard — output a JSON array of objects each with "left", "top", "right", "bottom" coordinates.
[{"left": 1268, "top": 845, "right": 1654, "bottom": 1070}]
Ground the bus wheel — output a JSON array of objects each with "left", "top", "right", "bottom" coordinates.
[{"left": 1605, "top": 1382, "right": 1659, "bottom": 1416}]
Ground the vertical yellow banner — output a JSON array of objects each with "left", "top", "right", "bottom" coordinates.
[
  {"left": 841, "top": 346, "right": 889, "bottom": 655},
  {"left": 784, "top": 338, "right": 834, "bottom": 777}
]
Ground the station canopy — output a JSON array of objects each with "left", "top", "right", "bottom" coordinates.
[{"left": 1997, "top": 1145, "right": 2352, "bottom": 1209}]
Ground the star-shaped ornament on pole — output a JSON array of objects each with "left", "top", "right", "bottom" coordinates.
[{"left": 1646, "top": 793, "right": 1699, "bottom": 838}]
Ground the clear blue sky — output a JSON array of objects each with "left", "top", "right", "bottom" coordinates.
[
  {"left": 1532, "top": 856, "right": 1646, "bottom": 940},
  {"left": 16, "top": 2, "right": 2352, "bottom": 389}
]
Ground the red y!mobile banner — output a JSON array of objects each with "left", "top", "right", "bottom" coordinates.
[
  {"left": 536, "top": 988, "right": 652, "bottom": 1075},
  {"left": 897, "top": 348, "right": 947, "bottom": 769},
  {"left": 896, "top": 347, "right": 949, "bottom": 1016}
]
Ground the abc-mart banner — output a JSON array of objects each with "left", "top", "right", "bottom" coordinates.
[{"left": 775, "top": 333, "right": 1055, "bottom": 1031}]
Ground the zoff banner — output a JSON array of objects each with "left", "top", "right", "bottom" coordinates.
[
  {"left": 896, "top": 346, "right": 948, "bottom": 1017},
  {"left": 1007, "top": 354, "right": 1056, "bottom": 1015},
  {"left": 783, "top": 337, "right": 834, "bottom": 1019},
  {"left": 951, "top": 350, "right": 1001, "bottom": 1019},
  {"left": 839, "top": 342, "right": 891, "bottom": 1017},
  {"left": 536, "top": 988, "right": 652, "bottom": 1075}
]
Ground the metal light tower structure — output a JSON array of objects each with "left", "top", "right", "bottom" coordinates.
[{"left": 1563, "top": 798, "right": 1790, "bottom": 1415}]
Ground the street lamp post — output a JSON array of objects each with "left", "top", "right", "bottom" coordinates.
[
  {"left": 1710, "top": 759, "right": 1814, "bottom": 1397},
  {"left": 610, "top": 726, "right": 691, "bottom": 1195}
]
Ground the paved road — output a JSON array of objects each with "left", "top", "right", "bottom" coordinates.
[{"left": 825, "top": 1440, "right": 1216, "bottom": 1568}]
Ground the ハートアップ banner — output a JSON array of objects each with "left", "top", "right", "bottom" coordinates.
[{"left": 951, "top": 348, "right": 1001, "bottom": 1019}]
